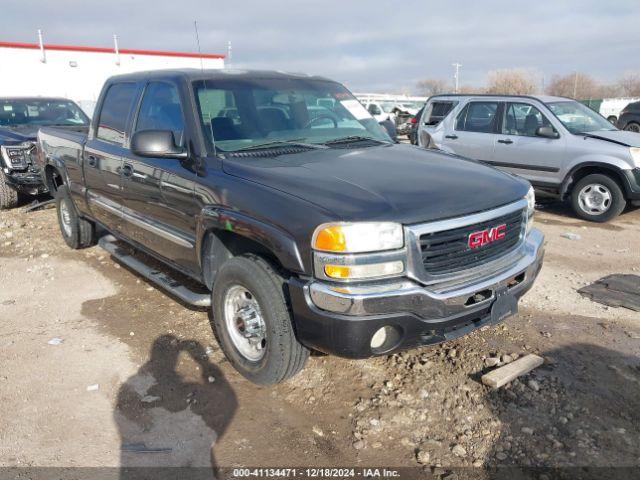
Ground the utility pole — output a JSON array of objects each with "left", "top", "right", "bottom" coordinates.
[
  {"left": 227, "top": 40, "right": 232, "bottom": 65},
  {"left": 113, "top": 34, "right": 120, "bottom": 66},
  {"left": 452, "top": 62, "right": 462, "bottom": 93}
]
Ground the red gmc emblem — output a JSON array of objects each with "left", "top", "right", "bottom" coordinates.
[{"left": 468, "top": 224, "right": 507, "bottom": 249}]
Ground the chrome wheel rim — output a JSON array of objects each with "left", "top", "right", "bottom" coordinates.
[
  {"left": 625, "top": 123, "right": 640, "bottom": 133},
  {"left": 223, "top": 285, "right": 266, "bottom": 361},
  {"left": 59, "top": 200, "right": 73, "bottom": 237},
  {"left": 578, "top": 183, "right": 612, "bottom": 215}
]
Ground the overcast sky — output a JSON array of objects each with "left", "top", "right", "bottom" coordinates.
[{"left": 4, "top": 0, "right": 639, "bottom": 93}]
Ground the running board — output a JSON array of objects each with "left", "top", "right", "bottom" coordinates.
[{"left": 98, "top": 235, "right": 211, "bottom": 308}]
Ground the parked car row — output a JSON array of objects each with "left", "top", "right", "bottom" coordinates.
[{"left": 21, "top": 69, "right": 544, "bottom": 385}]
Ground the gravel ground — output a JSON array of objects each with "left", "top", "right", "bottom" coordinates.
[{"left": 0, "top": 196, "right": 639, "bottom": 474}]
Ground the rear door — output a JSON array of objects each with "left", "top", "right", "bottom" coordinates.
[
  {"left": 491, "top": 102, "right": 566, "bottom": 184},
  {"left": 120, "top": 80, "right": 199, "bottom": 272},
  {"left": 439, "top": 100, "right": 500, "bottom": 160},
  {"left": 84, "top": 82, "right": 139, "bottom": 232}
]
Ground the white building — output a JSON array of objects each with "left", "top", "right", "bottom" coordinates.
[{"left": 0, "top": 39, "right": 225, "bottom": 115}]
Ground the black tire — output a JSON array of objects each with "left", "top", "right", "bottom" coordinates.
[
  {"left": 0, "top": 170, "right": 19, "bottom": 209},
  {"left": 56, "top": 185, "right": 95, "bottom": 249},
  {"left": 624, "top": 122, "right": 640, "bottom": 133},
  {"left": 607, "top": 116, "right": 617, "bottom": 124},
  {"left": 212, "top": 254, "right": 309, "bottom": 385},
  {"left": 570, "top": 173, "right": 626, "bottom": 222}
]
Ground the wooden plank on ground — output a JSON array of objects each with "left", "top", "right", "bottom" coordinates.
[{"left": 481, "top": 354, "right": 544, "bottom": 389}]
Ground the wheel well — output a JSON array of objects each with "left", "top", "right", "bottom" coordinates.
[
  {"left": 44, "top": 165, "right": 65, "bottom": 193},
  {"left": 201, "top": 229, "right": 283, "bottom": 290},
  {"left": 563, "top": 165, "right": 626, "bottom": 198}
]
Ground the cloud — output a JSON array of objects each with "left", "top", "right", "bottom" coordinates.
[{"left": 3, "top": 0, "right": 638, "bottom": 93}]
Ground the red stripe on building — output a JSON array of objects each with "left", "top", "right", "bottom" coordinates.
[{"left": 0, "top": 41, "right": 225, "bottom": 59}]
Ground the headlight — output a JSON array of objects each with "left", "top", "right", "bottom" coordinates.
[
  {"left": 323, "top": 261, "right": 404, "bottom": 280},
  {"left": 630, "top": 147, "right": 640, "bottom": 165},
  {"left": 312, "top": 222, "right": 404, "bottom": 253},
  {"left": 1, "top": 144, "right": 33, "bottom": 169},
  {"left": 525, "top": 186, "right": 535, "bottom": 232}
]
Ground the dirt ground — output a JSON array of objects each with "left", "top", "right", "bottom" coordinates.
[{"left": 0, "top": 196, "right": 639, "bottom": 476}]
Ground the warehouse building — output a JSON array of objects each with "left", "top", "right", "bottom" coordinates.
[{"left": 0, "top": 37, "right": 225, "bottom": 114}]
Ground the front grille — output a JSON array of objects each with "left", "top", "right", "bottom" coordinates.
[{"left": 419, "top": 208, "right": 525, "bottom": 275}]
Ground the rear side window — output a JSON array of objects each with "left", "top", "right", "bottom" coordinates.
[
  {"left": 456, "top": 101, "right": 499, "bottom": 133},
  {"left": 135, "top": 82, "right": 185, "bottom": 146},
  {"left": 423, "top": 101, "right": 456, "bottom": 125},
  {"left": 97, "top": 83, "right": 137, "bottom": 145}
]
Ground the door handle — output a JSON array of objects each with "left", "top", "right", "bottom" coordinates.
[
  {"left": 498, "top": 139, "right": 514, "bottom": 144},
  {"left": 444, "top": 134, "right": 458, "bottom": 140},
  {"left": 121, "top": 164, "right": 134, "bottom": 178},
  {"left": 86, "top": 155, "right": 98, "bottom": 167}
]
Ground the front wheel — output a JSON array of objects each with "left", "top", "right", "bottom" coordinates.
[
  {"left": 570, "top": 173, "right": 626, "bottom": 222},
  {"left": 212, "top": 255, "right": 309, "bottom": 385},
  {"left": 624, "top": 122, "right": 640, "bottom": 133},
  {"left": 56, "top": 185, "right": 95, "bottom": 249},
  {"left": 0, "top": 170, "right": 19, "bottom": 209}
]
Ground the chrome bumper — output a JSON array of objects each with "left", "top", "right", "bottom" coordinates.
[{"left": 308, "top": 228, "right": 544, "bottom": 319}]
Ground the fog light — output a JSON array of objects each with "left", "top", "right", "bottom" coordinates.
[{"left": 370, "top": 327, "right": 388, "bottom": 349}]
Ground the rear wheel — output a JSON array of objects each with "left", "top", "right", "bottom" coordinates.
[
  {"left": 56, "top": 185, "right": 95, "bottom": 249},
  {"left": 570, "top": 173, "right": 626, "bottom": 222},
  {"left": 624, "top": 122, "right": 640, "bottom": 133},
  {"left": 212, "top": 255, "right": 309, "bottom": 385},
  {"left": 0, "top": 170, "right": 19, "bottom": 209}
]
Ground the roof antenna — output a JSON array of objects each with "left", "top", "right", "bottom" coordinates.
[
  {"left": 194, "top": 20, "right": 216, "bottom": 154},
  {"left": 193, "top": 21, "right": 204, "bottom": 71}
]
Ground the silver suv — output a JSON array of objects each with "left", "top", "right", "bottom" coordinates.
[{"left": 417, "top": 94, "right": 640, "bottom": 221}]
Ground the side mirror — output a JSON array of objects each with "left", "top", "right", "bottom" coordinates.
[
  {"left": 379, "top": 120, "right": 398, "bottom": 142},
  {"left": 131, "top": 130, "right": 187, "bottom": 159},
  {"left": 535, "top": 126, "right": 559, "bottom": 139}
]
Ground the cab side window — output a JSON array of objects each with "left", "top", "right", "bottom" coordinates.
[
  {"left": 97, "top": 83, "right": 137, "bottom": 145},
  {"left": 135, "top": 82, "right": 185, "bottom": 146},
  {"left": 455, "top": 101, "right": 499, "bottom": 133},
  {"left": 503, "top": 102, "right": 554, "bottom": 137}
]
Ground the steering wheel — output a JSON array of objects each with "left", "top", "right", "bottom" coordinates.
[{"left": 303, "top": 114, "right": 338, "bottom": 129}]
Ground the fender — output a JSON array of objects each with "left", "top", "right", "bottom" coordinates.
[
  {"left": 196, "top": 206, "right": 306, "bottom": 275},
  {"left": 560, "top": 160, "right": 632, "bottom": 199}
]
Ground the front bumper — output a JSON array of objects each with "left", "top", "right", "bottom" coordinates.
[
  {"left": 289, "top": 228, "right": 544, "bottom": 358},
  {"left": 622, "top": 168, "right": 640, "bottom": 200},
  {"left": 2, "top": 167, "right": 47, "bottom": 195}
]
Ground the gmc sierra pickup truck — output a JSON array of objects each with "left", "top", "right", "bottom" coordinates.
[
  {"left": 0, "top": 97, "right": 89, "bottom": 208},
  {"left": 38, "top": 69, "right": 544, "bottom": 385}
]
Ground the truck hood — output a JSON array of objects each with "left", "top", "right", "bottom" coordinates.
[
  {"left": 0, "top": 124, "right": 39, "bottom": 144},
  {"left": 583, "top": 130, "right": 640, "bottom": 147},
  {"left": 222, "top": 144, "right": 530, "bottom": 224}
]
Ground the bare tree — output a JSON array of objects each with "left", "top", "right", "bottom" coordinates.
[
  {"left": 545, "top": 72, "right": 601, "bottom": 99},
  {"left": 617, "top": 73, "right": 640, "bottom": 97},
  {"left": 416, "top": 78, "right": 450, "bottom": 96},
  {"left": 485, "top": 69, "right": 538, "bottom": 95}
]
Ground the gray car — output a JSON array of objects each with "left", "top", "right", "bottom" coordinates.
[{"left": 417, "top": 94, "right": 640, "bottom": 221}]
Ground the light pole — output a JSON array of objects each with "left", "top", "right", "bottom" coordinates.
[{"left": 452, "top": 62, "right": 462, "bottom": 93}]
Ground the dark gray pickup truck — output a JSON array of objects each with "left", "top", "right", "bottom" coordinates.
[
  {"left": 38, "top": 69, "right": 544, "bottom": 384},
  {"left": 0, "top": 97, "right": 89, "bottom": 208}
]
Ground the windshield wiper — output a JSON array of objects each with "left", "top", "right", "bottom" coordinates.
[
  {"left": 235, "top": 138, "right": 325, "bottom": 152},
  {"left": 323, "top": 135, "right": 389, "bottom": 146}
]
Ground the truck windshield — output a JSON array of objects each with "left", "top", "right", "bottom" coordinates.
[
  {"left": 193, "top": 78, "right": 391, "bottom": 152},
  {"left": 546, "top": 100, "right": 616, "bottom": 134},
  {"left": 0, "top": 99, "right": 89, "bottom": 127}
]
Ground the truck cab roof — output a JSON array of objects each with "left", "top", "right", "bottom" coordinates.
[{"left": 105, "top": 68, "right": 336, "bottom": 84}]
